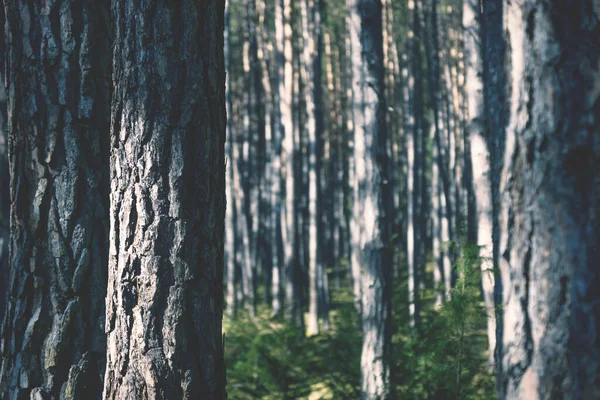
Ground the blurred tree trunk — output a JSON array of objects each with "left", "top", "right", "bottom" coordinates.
[
  {"left": 347, "top": 9, "right": 362, "bottom": 314},
  {"left": 481, "top": 0, "right": 507, "bottom": 392},
  {"left": 463, "top": 0, "right": 496, "bottom": 369},
  {"left": 410, "top": 0, "right": 426, "bottom": 331},
  {"left": 350, "top": 0, "right": 393, "bottom": 398},
  {"left": 431, "top": 128, "right": 443, "bottom": 308},
  {"left": 224, "top": 0, "right": 236, "bottom": 319},
  {"left": 277, "top": 0, "right": 302, "bottom": 328},
  {"left": 324, "top": 30, "right": 341, "bottom": 289},
  {"left": 103, "top": 1, "right": 226, "bottom": 398},
  {"left": 256, "top": 0, "right": 276, "bottom": 311},
  {"left": 0, "top": 1, "right": 111, "bottom": 398},
  {"left": 497, "top": 1, "right": 600, "bottom": 398},
  {"left": 301, "top": 0, "right": 325, "bottom": 337}
]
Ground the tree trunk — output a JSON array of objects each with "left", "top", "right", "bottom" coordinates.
[
  {"left": 301, "top": 0, "right": 323, "bottom": 337},
  {"left": 463, "top": 0, "right": 496, "bottom": 369},
  {"left": 410, "top": 0, "right": 426, "bottom": 331},
  {"left": 0, "top": 2, "right": 111, "bottom": 398},
  {"left": 277, "top": 0, "right": 301, "bottom": 327},
  {"left": 224, "top": 0, "right": 236, "bottom": 320},
  {"left": 480, "top": 0, "right": 508, "bottom": 392},
  {"left": 103, "top": 1, "right": 226, "bottom": 398},
  {"left": 350, "top": 0, "right": 393, "bottom": 398},
  {"left": 497, "top": 1, "right": 600, "bottom": 398},
  {"left": 0, "top": 2, "right": 8, "bottom": 338}
]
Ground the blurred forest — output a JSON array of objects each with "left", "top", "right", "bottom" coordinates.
[
  {"left": 222, "top": 0, "right": 600, "bottom": 398},
  {"left": 0, "top": 0, "right": 598, "bottom": 399},
  {"left": 222, "top": 0, "right": 497, "bottom": 398}
]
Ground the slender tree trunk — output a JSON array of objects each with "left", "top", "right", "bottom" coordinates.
[
  {"left": 350, "top": 1, "right": 393, "bottom": 398},
  {"left": 103, "top": 1, "right": 226, "bottom": 398},
  {"left": 224, "top": 0, "right": 236, "bottom": 319},
  {"left": 431, "top": 127, "right": 443, "bottom": 308},
  {"left": 272, "top": 0, "right": 287, "bottom": 318},
  {"left": 481, "top": 0, "right": 507, "bottom": 392},
  {"left": 348, "top": 8, "right": 363, "bottom": 314},
  {"left": 497, "top": 1, "right": 600, "bottom": 398},
  {"left": 324, "top": 30, "right": 341, "bottom": 289},
  {"left": 301, "top": 0, "right": 318, "bottom": 336},
  {"left": 463, "top": 0, "right": 496, "bottom": 369},
  {"left": 0, "top": 2, "right": 111, "bottom": 398},
  {"left": 411, "top": 0, "right": 426, "bottom": 331},
  {"left": 278, "top": 0, "right": 301, "bottom": 327}
]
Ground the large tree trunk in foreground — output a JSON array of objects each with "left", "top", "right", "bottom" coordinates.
[
  {"left": 103, "top": 1, "right": 226, "bottom": 398},
  {"left": 498, "top": 1, "right": 600, "bottom": 398},
  {"left": 350, "top": 0, "right": 393, "bottom": 398},
  {"left": 0, "top": 1, "right": 111, "bottom": 399},
  {"left": 0, "top": 3, "right": 8, "bottom": 338}
]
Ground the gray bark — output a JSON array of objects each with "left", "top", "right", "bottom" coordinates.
[
  {"left": 0, "top": 1, "right": 111, "bottom": 399},
  {"left": 103, "top": 1, "right": 226, "bottom": 398},
  {"left": 0, "top": 2, "right": 8, "bottom": 336},
  {"left": 497, "top": 1, "right": 600, "bottom": 398},
  {"left": 350, "top": 0, "right": 393, "bottom": 398}
]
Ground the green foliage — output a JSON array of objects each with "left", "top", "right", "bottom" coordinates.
[
  {"left": 225, "top": 243, "right": 495, "bottom": 399},
  {"left": 225, "top": 297, "right": 361, "bottom": 400},
  {"left": 394, "top": 242, "right": 495, "bottom": 399}
]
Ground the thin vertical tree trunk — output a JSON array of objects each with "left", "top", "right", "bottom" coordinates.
[
  {"left": 256, "top": 0, "right": 277, "bottom": 312},
  {"left": 481, "top": 0, "right": 507, "bottom": 391},
  {"left": 431, "top": 126, "right": 443, "bottom": 308},
  {"left": 278, "top": 0, "right": 301, "bottom": 327},
  {"left": 350, "top": 0, "right": 393, "bottom": 398},
  {"left": 411, "top": 0, "right": 426, "bottom": 331},
  {"left": 348, "top": 4, "right": 363, "bottom": 316},
  {"left": 324, "top": 30, "right": 341, "bottom": 288},
  {"left": 463, "top": 0, "right": 496, "bottom": 369},
  {"left": 103, "top": 1, "right": 226, "bottom": 398},
  {"left": 301, "top": 0, "right": 323, "bottom": 337},
  {"left": 498, "top": 1, "right": 600, "bottom": 398},
  {"left": 224, "top": 0, "right": 236, "bottom": 319},
  {"left": 0, "top": 2, "right": 111, "bottom": 398}
]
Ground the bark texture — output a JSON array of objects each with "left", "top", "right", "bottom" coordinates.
[
  {"left": 0, "top": 1, "right": 111, "bottom": 399},
  {"left": 0, "top": 2, "right": 8, "bottom": 335},
  {"left": 104, "top": 1, "right": 226, "bottom": 398},
  {"left": 350, "top": 0, "right": 392, "bottom": 398},
  {"left": 498, "top": 1, "right": 600, "bottom": 398}
]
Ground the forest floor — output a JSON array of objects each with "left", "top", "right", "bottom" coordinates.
[{"left": 224, "top": 254, "right": 495, "bottom": 399}]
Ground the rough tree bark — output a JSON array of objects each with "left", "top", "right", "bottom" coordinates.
[
  {"left": 0, "top": 1, "right": 111, "bottom": 398},
  {"left": 498, "top": 1, "right": 600, "bottom": 398},
  {"left": 0, "top": 2, "right": 8, "bottom": 334},
  {"left": 103, "top": 1, "right": 226, "bottom": 398},
  {"left": 350, "top": 0, "right": 393, "bottom": 398}
]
